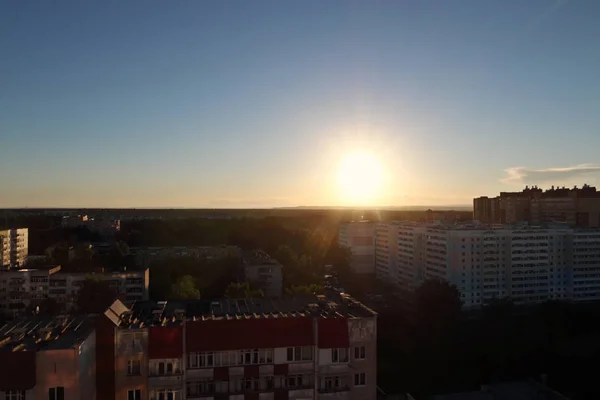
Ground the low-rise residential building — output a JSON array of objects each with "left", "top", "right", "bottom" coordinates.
[
  {"left": 242, "top": 250, "right": 283, "bottom": 297},
  {"left": 98, "top": 293, "right": 377, "bottom": 400},
  {"left": 0, "top": 315, "right": 97, "bottom": 400},
  {"left": 374, "top": 221, "right": 600, "bottom": 308},
  {"left": 339, "top": 221, "right": 375, "bottom": 274},
  {"left": 61, "top": 215, "right": 120, "bottom": 236},
  {"left": 0, "top": 228, "right": 28, "bottom": 268},
  {"left": 0, "top": 293, "right": 377, "bottom": 400},
  {"left": 0, "top": 266, "right": 149, "bottom": 318}
]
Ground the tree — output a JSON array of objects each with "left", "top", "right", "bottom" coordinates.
[
  {"left": 75, "top": 276, "right": 118, "bottom": 313},
  {"left": 285, "top": 284, "right": 324, "bottom": 295},
  {"left": 414, "top": 279, "right": 462, "bottom": 326},
  {"left": 225, "top": 282, "right": 264, "bottom": 298},
  {"left": 170, "top": 275, "right": 201, "bottom": 300}
]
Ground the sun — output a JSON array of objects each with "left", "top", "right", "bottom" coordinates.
[{"left": 336, "top": 151, "right": 386, "bottom": 205}]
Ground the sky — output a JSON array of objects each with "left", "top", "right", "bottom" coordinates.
[{"left": 1, "top": 0, "right": 600, "bottom": 208}]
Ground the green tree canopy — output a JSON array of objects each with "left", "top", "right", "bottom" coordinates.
[
  {"left": 170, "top": 275, "right": 201, "bottom": 300},
  {"left": 225, "top": 282, "right": 264, "bottom": 298}
]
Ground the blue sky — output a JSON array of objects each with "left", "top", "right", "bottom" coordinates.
[{"left": 1, "top": 0, "right": 599, "bottom": 207}]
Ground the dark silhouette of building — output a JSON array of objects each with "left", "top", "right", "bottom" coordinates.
[{"left": 474, "top": 185, "right": 600, "bottom": 227}]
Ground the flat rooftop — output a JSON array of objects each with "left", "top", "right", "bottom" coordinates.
[
  {"left": 0, "top": 315, "right": 94, "bottom": 352},
  {"left": 121, "top": 293, "right": 377, "bottom": 329}
]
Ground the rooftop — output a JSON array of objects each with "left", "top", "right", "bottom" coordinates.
[
  {"left": 119, "top": 293, "right": 376, "bottom": 329},
  {"left": 0, "top": 315, "right": 95, "bottom": 352},
  {"left": 388, "top": 220, "right": 600, "bottom": 232}
]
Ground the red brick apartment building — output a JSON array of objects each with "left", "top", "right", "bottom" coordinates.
[{"left": 0, "top": 294, "right": 377, "bottom": 400}]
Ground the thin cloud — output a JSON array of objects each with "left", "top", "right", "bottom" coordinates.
[{"left": 501, "top": 164, "right": 600, "bottom": 184}]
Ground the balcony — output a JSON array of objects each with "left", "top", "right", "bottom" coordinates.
[
  {"left": 148, "top": 372, "right": 184, "bottom": 389},
  {"left": 318, "top": 384, "right": 350, "bottom": 394}
]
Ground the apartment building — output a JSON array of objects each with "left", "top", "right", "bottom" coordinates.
[
  {"left": 242, "top": 250, "right": 283, "bottom": 297},
  {"left": 0, "top": 266, "right": 149, "bottom": 318},
  {"left": 374, "top": 221, "right": 600, "bottom": 308},
  {"left": 61, "top": 215, "right": 121, "bottom": 236},
  {"left": 474, "top": 185, "right": 600, "bottom": 227},
  {"left": 0, "top": 228, "right": 29, "bottom": 268},
  {"left": 97, "top": 293, "right": 377, "bottom": 400},
  {"left": 338, "top": 221, "right": 375, "bottom": 274},
  {"left": 0, "top": 315, "right": 96, "bottom": 400}
]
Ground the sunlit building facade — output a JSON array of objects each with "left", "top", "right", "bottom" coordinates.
[{"left": 374, "top": 221, "right": 600, "bottom": 308}]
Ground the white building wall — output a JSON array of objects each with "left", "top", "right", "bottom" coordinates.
[
  {"left": 338, "top": 222, "right": 375, "bottom": 274},
  {"left": 372, "top": 221, "right": 600, "bottom": 308}
]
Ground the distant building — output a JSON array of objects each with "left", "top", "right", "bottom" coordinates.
[
  {"left": 0, "top": 228, "right": 28, "bottom": 268},
  {"left": 474, "top": 185, "right": 600, "bottom": 227},
  {"left": 339, "top": 221, "right": 375, "bottom": 274},
  {"left": 431, "top": 380, "right": 570, "bottom": 400},
  {"left": 374, "top": 221, "right": 600, "bottom": 308},
  {"left": 0, "top": 265, "right": 149, "bottom": 318},
  {"left": 61, "top": 215, "right": 120, "bottom": 236},
  {"left": 0, "top": 315, "right": 97, "bottom": 400},
  {"left": 242, "top": 250, "right": 283, "bottom": 297}
]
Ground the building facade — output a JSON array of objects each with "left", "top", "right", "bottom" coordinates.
[
  {"left": 474, "top": 185, "right": 600, "bottom": 227},
  {"left": 99, "top": 295, "right": 377, "bottom": 400},
  {"left": 0, "top": 266, "right": 149, "bottom": 318},
  {"left": 242, "top": 250, "right": 283, "bottom": 297},
  {"left": 338, "top": 222, "right": 375, "bottom": 275},
  {"left": 0, "top": 228, "right": 29, "bottom": 268},
  {"left": 0, "top": 315, "right": 97, "bottom": 400},
  {"left": 374, "top": 221, "right": 600, "bottom": 308}
]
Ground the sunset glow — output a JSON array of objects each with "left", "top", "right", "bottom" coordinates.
[{"left": 336, "top": 151, "right": 386, "bottom": 205}]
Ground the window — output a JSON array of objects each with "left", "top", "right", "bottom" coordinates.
[
  {"left": 320, "top": 376, "right": 344, "bottom": 391},
  {"left": 354, "top": 346, "right": 366, "bottom": 360},
  {"left": 286, "top": 374, "right": 310, "bottom": 389},
  {"left": 48, "top": 387, "right": 65, "bottom": 400},
  {"left": 127, "top": 389, "right": 141, "bottom": 400},
  {"left": 286, "top": 346, "right": 313, "bottom": 362},
  {"left": 5, "top": 391, "right": 25, "bottom": 400},
  {"left": 127, "top": 359, "right": 141, "bottom": 376},
  {"left": 156, "top": 389, "right": 177, "bottom": 400},
  {"left": 354, "top": 373, "right": 366, "bottom": 386},
  {"left": 331, "top": 348, "right": 348, "bottom": 363},
  {"left": 187, "top": 381, "right": 214, "bottom": 396}
]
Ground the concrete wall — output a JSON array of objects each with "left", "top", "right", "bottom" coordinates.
[
  {"left": 115, "top": 329, "right": 148, "bottom": 400},
  {"left": 348, "top": 317, "right": 377, "bottom": 400},
  {"left": 35, "top": 349, "right": 80, "bottom": 400},
  {"left": 78, "top": 330, "right": 96, "bottom": 400}
]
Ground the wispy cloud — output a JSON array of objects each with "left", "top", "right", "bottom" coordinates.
[{"left": 501, "top": 164, "right": 600, "bottom": 185}]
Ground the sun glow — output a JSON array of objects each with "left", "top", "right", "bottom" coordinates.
[{"left": 336, "top": 151, "right": 386, "bottom": 205}]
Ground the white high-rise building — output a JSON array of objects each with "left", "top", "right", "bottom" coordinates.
[
  {"left": 0, "top": 228, "right": 28, "bottom": 268},
  {"left": 339, "top": 221, "right": 376, "bottom": 274},
  {"left": 374, "top": 221, "right": 600, "bottom": 308}
]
